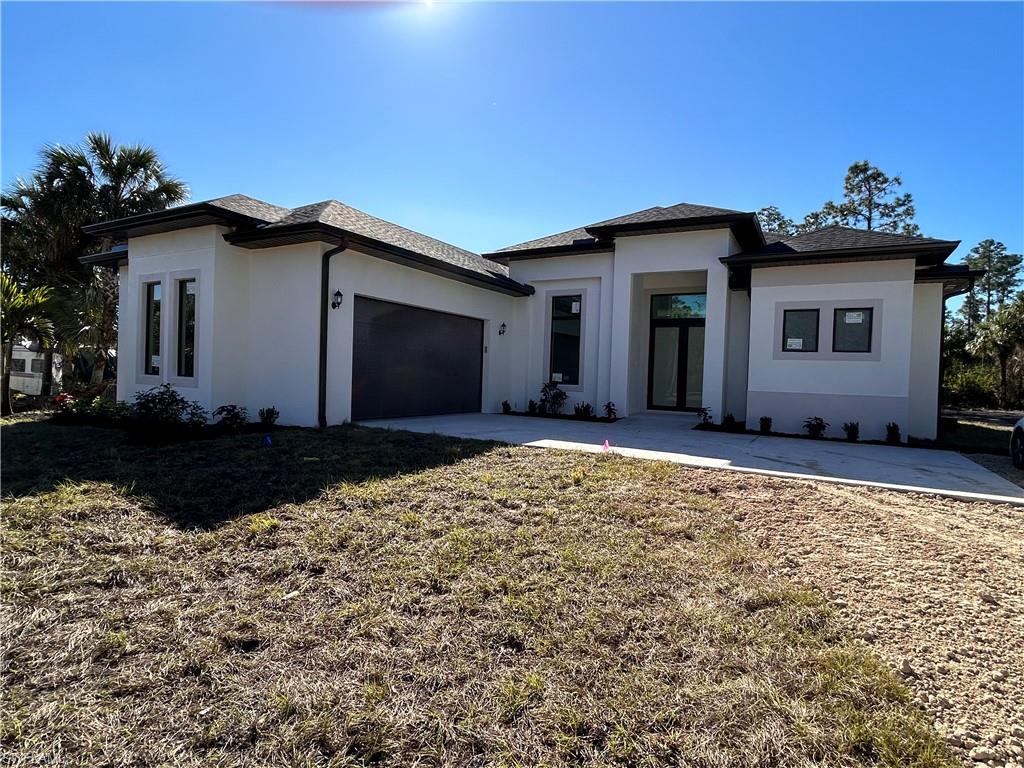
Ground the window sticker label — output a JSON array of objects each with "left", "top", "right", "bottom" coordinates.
[
  {"left": 845, "top": 311, "right": 863, "bottom": 324},
  {"left": 571, "top": 301, "right": 580, "bottom": 314},
  {"left": 151, "top": 356, "right": 161, "bottom": 367},
  {"left": 551, "top": 372, "right": 563, "bottom": 382},
  {"left": 786, "top": 338, "right": 803, "bottom": 350}
]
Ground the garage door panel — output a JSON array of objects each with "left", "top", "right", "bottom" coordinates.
[{"left": 352, "top": 297, "right": 483, "bottom": 420}]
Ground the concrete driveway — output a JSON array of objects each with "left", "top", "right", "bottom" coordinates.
[{"left": 359, "top": 412, "right": 1024, "bottom": 504}]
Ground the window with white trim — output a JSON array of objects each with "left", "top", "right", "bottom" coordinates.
[
  {"left": 143, "top": 281, "right": 161, "bottom": 375},
  {"left": 549, "top": 294, "right": 582, "bottom": 385}
]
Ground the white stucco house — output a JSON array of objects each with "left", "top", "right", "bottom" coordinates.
[{"left": 83, "top": 194, "right": 980, "bottom": 441}]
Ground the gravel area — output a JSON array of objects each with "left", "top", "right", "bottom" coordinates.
[{"left": 706, "top": 474, "right": 1024, "bottom": 767}]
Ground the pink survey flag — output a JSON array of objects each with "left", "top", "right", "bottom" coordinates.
[{"left": 602, "top": 439, "right": 610, "bottom": 452}]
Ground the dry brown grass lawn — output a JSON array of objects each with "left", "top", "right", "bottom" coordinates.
[{"left": 1, "top": 417, "right": 956, "bottom": 767}]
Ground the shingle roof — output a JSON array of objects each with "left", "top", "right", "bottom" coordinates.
[
  {"left": 588, "top": 202, "right": 744, "bottom": 229},
  {"left": 204, "top": 194, "right": 291, "bottom": 223},
  {"left": 739, "top": 225, "right": 957, "bottom": 258},
  {"left": 256, "top": 199, "right": 511, "bottom": 279},
  {"left": 496, "top": 201, "right": 751, "bottom": 255},
  {"left": 495, "top": 226, "right": 597, "bottom": 254}
]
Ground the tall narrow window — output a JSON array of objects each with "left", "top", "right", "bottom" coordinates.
[
  {"left": 550, "top": 294, "right": 582, "bottom": 385},
  {"left": 177, "top": 279, "right": 197, "bottom": 377},
  {"left": 144, "top": 282, "right": 161, "bottom": 375}
]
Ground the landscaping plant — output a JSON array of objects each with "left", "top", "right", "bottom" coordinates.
[
  {"left": 803, "top": 416, "right": 829, "bottom": 439},
  {"left": 603, "top": 401, "right": 617, "bottom": 420},
  {"left": 213, "top": 404, "right": 249, "bottom": 431},
  {"left": 258, "top": 406, "right": 280, "bottom": 427},
  {"left": 759, "top": 416, "right": 773, "bottom": 435},
  {"left": 886, "top": 421, "right": 902, "bottom": 444},
  {"left": 842, "top": 421, "right": 860, "bottom": 442},
  {"left": 573, "top": 402, "right": 594, "bottom": 419},
  {"left": 539, "top": 381, "right": 567, "bottom": 415},
  {"left": 500, "top": 400, "right": 512, "bottom": 415}
]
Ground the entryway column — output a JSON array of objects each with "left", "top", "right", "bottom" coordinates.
[{"left": 702, "top": 264, "right": 730, "bottom": 420}]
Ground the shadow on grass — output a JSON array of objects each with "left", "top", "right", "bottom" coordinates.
[
  {"left": 937, "top": 418, "right": 1012, "bottom": 455},
  {"left": 0, "top": 418, "right": 497, "bottom": 529}
]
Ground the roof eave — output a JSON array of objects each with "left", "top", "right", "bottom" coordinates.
[
  {"left": 79, "top": 247, "right": 128, "bottom": 269},
  {"left": 721, "top": 241, "right": 960, "bottom": 268},
  {"left": 82, "top": 203, "right": 263, "bottom": 240},
  {"left": 225, "top": 223, "right": 534, "bottom": 297},
  {"left": 485, "top": 241, "right": 615, "bottom": 263},
  {"left": 585, "top": 212, "right": 765, "bottom": 250}
]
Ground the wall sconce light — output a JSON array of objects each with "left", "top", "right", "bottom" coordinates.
[
  {"left": 498, "top": 322, "right": 507, "bottom": 336},
  {"left": 331, "top": 290, "right": 343, "bottom": 309}
]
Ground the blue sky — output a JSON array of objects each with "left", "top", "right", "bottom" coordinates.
[{"left": 2, "top": 1, "right": 1022, "bottom": 263}]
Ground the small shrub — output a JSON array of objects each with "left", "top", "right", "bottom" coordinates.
[
  {"left": 133, "top": 384, "right": 191, "bottom": 427},
  {"left": 91, "top": 397, "right": 132, "bottom": 425},
  {"left": 722, "top": 413, "right": 745, "bottom": 433},
  {"left": 213, "top": 404, "right": 249, "bottom": 430},
  {"left": 573, "top": 402, "right": 594, "bottom": 419},
  {"left": 185, "top": 401, "right": 208, "bottom": 429},
  {"left": 540, "top": 382, "right": 567, "bottom": 415},
  {"left": 527, "top": 399, "right": 538, "bottom": 415},
  {"left": 53, "top": 392, "right": 75, "bottom": 412},
  {"left": 603, "top": 401, "right": 617, "bottom": 420},
  {"left": 500, "top": 400, "right": 512, "bottom": 415},
  {"left": 803, "top": 416, "right": 829, "bottom": 439},
  {"left": 842, "top": 421, "right": 860, "bottom": 442},
  {"left": 759, "top": 416, "right": 773, "bottom": 435},
  {"left": 885, "top": 421, "right": 901, "bottom": 444},
  {"left": 258, "top": 406, "right": 280, "bottom": 426},
  {"left": 696, "top": 407, "right": 712, "bottom": 426}
]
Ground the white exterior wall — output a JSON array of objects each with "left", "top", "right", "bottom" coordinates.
[
  {"left": 609, "top": 230, "right": 735, "bottom": 417},
  {"left": 325, "top": 247, "right": 521, "bottom": 425},
  {"left": 117, "top": 226, "right": 220, "bottom": 411},
  {"left": 909, "top": 281, "right": 944, "bottom": 439},
  {"left": 116, "top": 227, "right": 323, "bottom": 426},
  {"left": 507, "top": 252, "right": 614, "bottom": 411},
  {"left": 746, "top": 259, "right": 917, "bottom": 441}
]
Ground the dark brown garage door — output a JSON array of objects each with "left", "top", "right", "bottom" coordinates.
[{"left": 352, "top": 297, "right": 484, "bottom": 420}]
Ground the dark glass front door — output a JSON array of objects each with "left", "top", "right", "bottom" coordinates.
[{"left": 647, "top": 294, "right": 705, "bottom": 411}]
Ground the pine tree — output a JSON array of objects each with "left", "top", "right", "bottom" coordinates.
[{"left": 963, "top": 239, "right": 1023, "bottom": 319}]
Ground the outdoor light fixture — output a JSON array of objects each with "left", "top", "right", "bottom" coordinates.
[
  {"left": 498, "top": 322, "right": 507, "bottom": 335},
  {"left": 331, "top": 290, "right": 343, "bottom": 309}
]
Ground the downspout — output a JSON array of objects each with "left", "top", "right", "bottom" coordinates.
[{"left": 318, "top": 241, "right": 348, "bottom": 429}]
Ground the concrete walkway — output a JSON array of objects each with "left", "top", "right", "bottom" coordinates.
[{"left": 359, "top": 412, "right": 1024, "bottom": 505}]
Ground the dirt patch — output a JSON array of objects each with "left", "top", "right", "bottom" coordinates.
[{"left": 709, "top": 473, "right": 1024, "bottom": 766}]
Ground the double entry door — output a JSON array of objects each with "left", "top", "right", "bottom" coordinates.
[{"left": 647, "top": 293, "right": 705, "bottom": 411}]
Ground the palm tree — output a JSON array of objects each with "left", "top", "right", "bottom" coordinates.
[
  {"left": 968, "top": 293, "right": 1024, "bottom": 407},
  {"left": 1, "top": 273, "right": 54, "bottom": 414},
  {"left": 2, "top": 133, "right": 187, "bottom": 389}
]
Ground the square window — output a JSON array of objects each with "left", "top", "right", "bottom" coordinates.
[
  {"left": 11, "top": 358, "right": 26, "bottom": 373},
  {"left": 833, "top": 308, "right": 873, "bottom": 353},
  {"left": 30, "top": 358, "right": 45, "bottom": 374},
  {"left": 782, "top": 309, "right": 819, "bottom": 352},
  {"left": 550, "top": 294, "right": 581, "bottom": 386}
]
